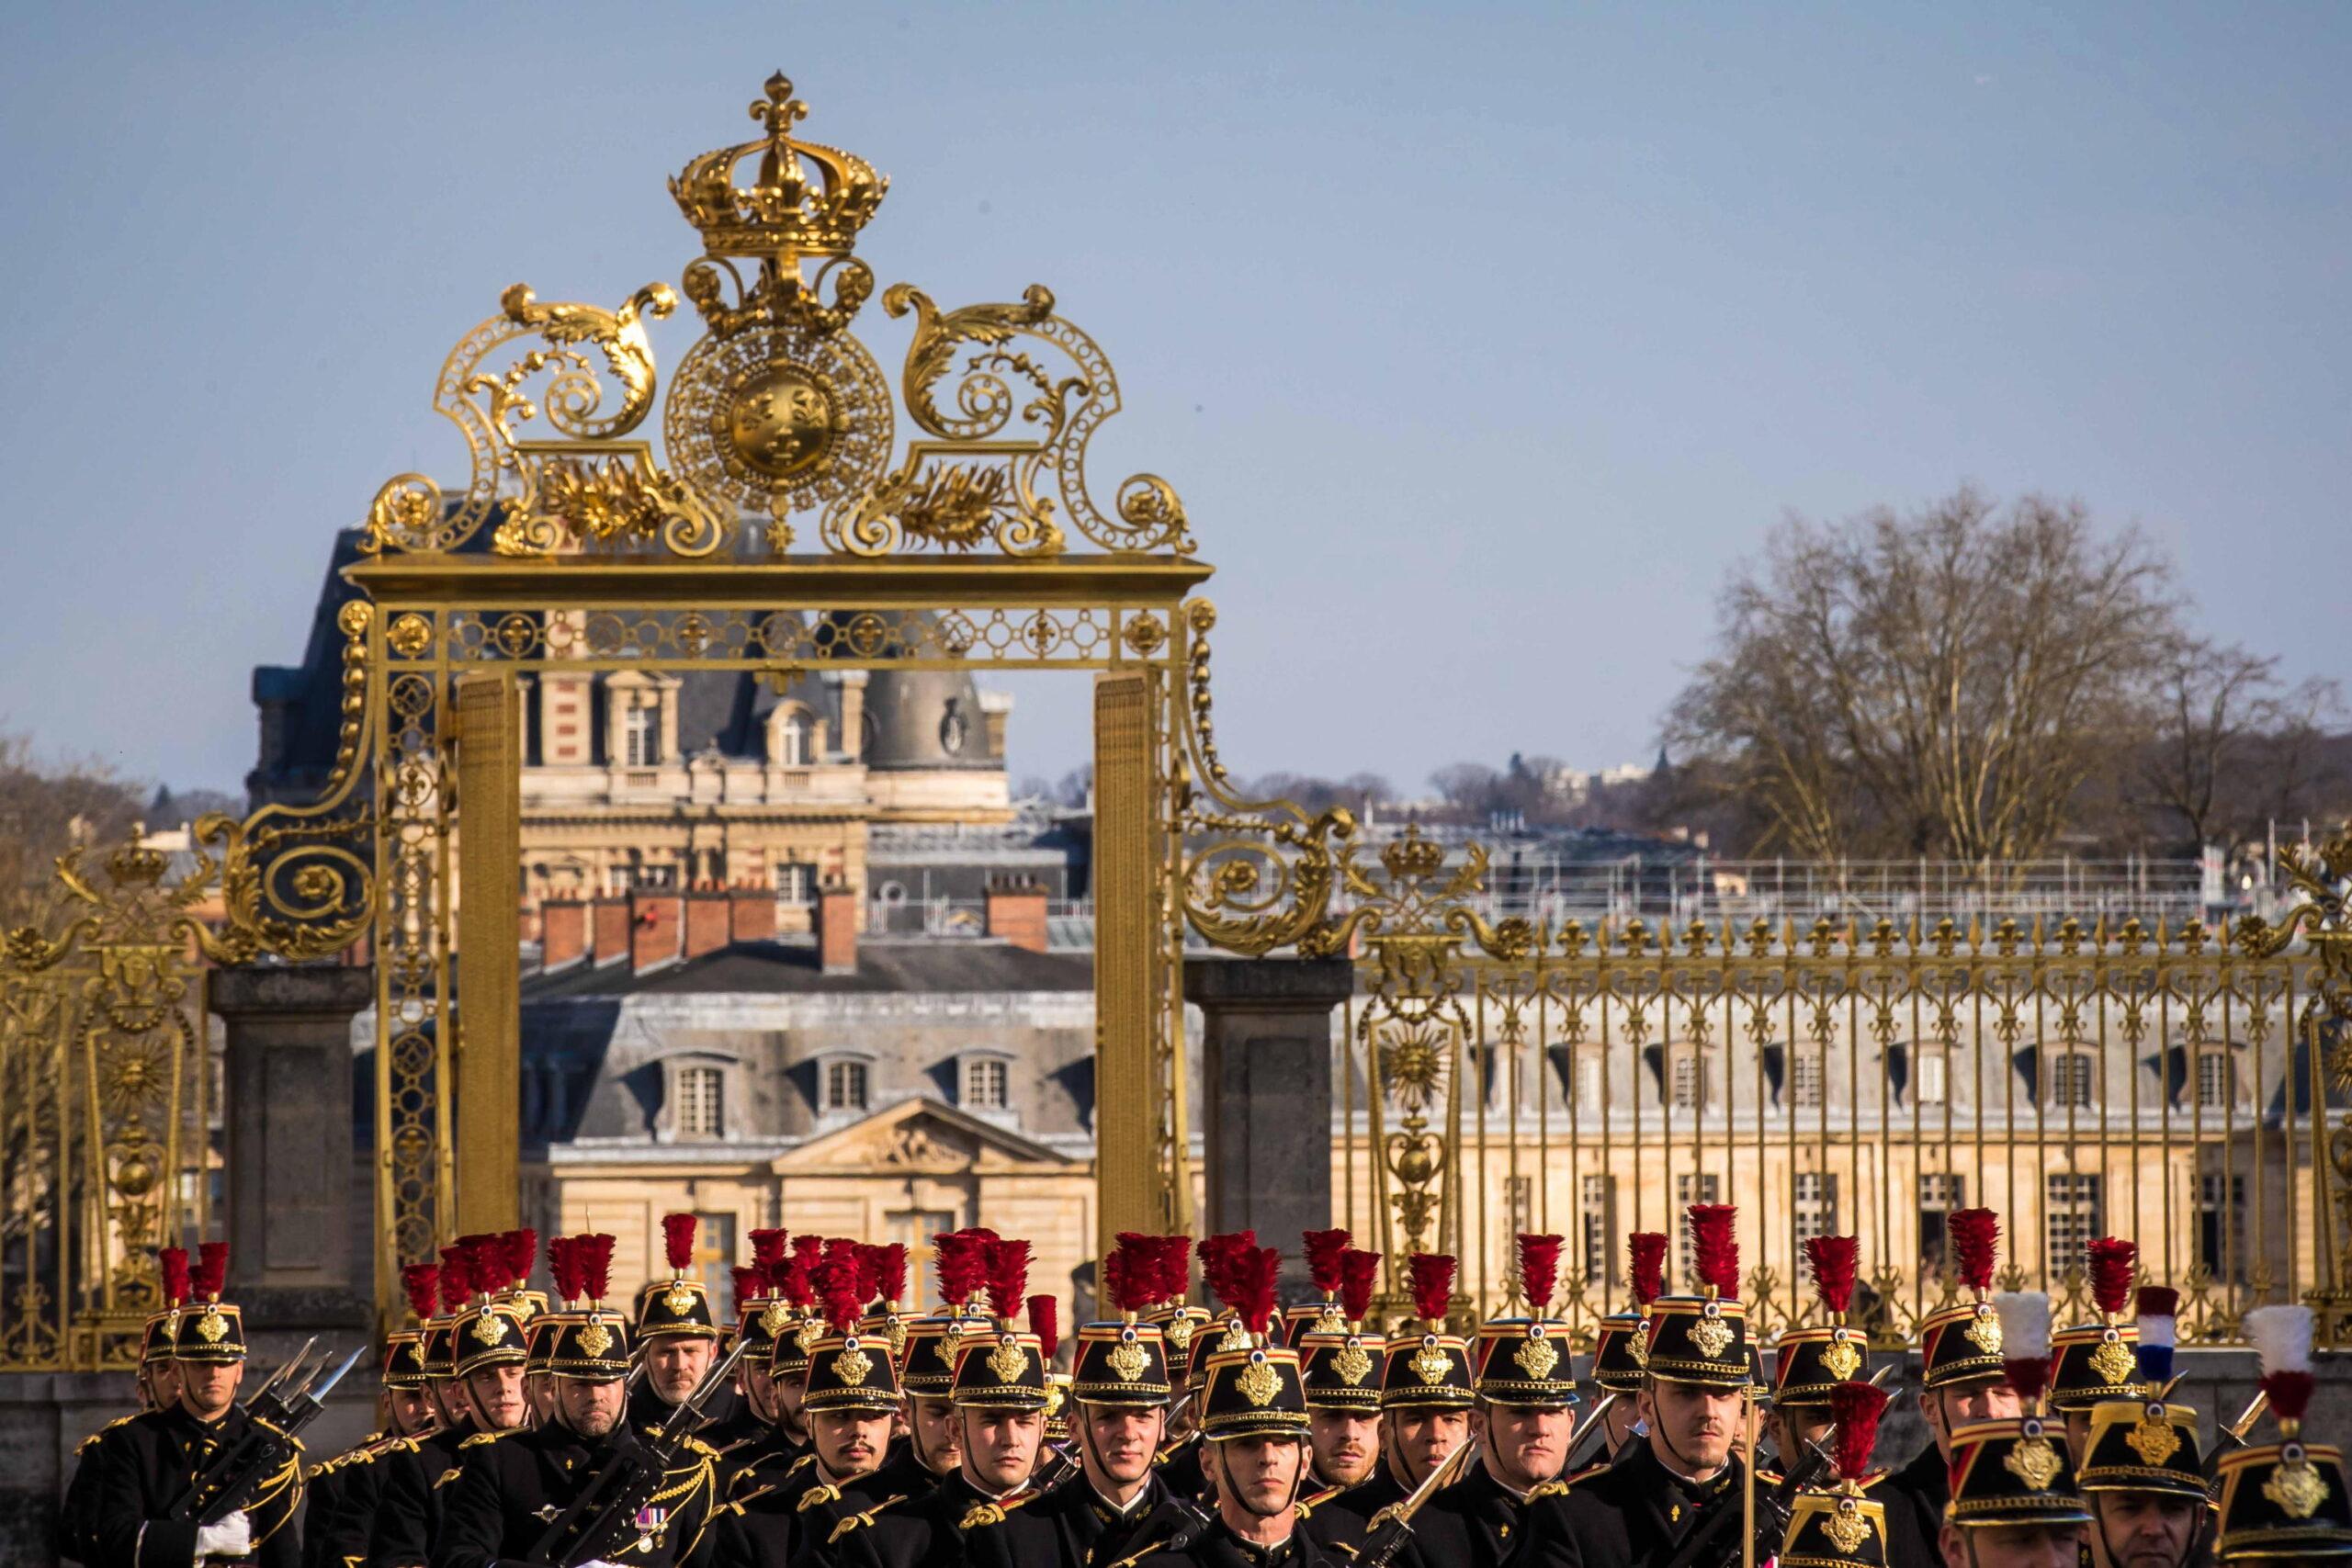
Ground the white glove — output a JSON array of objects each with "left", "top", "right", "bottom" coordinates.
[{"left": 195, "top": 1511, "right": 254, "bottom": 1559}]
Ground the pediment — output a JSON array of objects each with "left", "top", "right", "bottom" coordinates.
[{"left": 772, "top": 1097, "right": 1075, "bottom": 1175}]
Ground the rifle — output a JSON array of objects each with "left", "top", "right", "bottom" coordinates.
[
  {"left": 1360, "top": 1437, "right": 1481, "bottom": 1568},
  {"left": 1559, "top": 1392, "right": 1623, "bottom": 1474},
  {"left": 526, "top": 1336, "right": 752, "bottom": 1567},
  {"left": 165, "top": 1345, "right": 363, "bottom": 1527},
  {"left": 2203, "top": 1389, "right": 2271, "bottom": 1480}
]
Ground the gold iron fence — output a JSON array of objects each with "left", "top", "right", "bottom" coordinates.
[{"left": 1324, "top": 826, "right": 2352, "bottom": 1348}]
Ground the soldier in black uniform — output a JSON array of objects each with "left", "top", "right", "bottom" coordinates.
[
  {"left": 1777, "top": 1382, "right": 1895, "bottom": 1568},
  {"left": 62, "top": 1247, "right": 193, "bottom": 1566},
  {"left": 711, "top": 1288, "right": 916, "bottom": 1566},
  {"left": 302, "top": 1263, "right": 441, "bottom": 1568},
  {"left": 707, "top": 1258, "right": 807, "bottom": 1495},
  {"left": 636, "top": 1213, "right": 737, "bottom": 1434},
  {"left": 368, "top": 1240, "right": 531, "bottom": 1568},
  {"left": 1108, "top": 1326, "right": 1351, "bottom": 1568},
  {"left": 1312, "top": 1251, "right": 1476, "bottom": 1553},
  {"left": 724, "top": 1258, "right": 830, "bottom": 1503},
  {"left": 1932, "top": 1294, "right": 2090, "bottom": 1568},
  {"left": 2214, "top": 1304, "right": 2352, "bottom": 1568},
  {"left": 2049, "top": 1237, "right": 2143, "bottom": 1471},
  {"left": 436, "top": 1246, "right": 721, "bottom": 1568},
  {"left": 1403, "top": 1236, "right": 1581, "bottom": 1568},
  {"left": 1515, "top": 1203, "right": 1760, "bottom": 1568},
  {"left": 1881, "top": 1209, "right": 2019, "bottom": 1568},
  {"left": 1149, "top": 1300, "right": 1217, "bottom": 1505},
  {"left": 888, "top": 1268, "right": 994, "bottom": 1506},
  {"left": 2075, "top": 1291, "right": 2207, "bottom": 1568},
  {"left": 1584, "top": 1232, "right": 1660, "bottom": 1468},
  {"left": 80, "top": 1244, "right": 306, "bottom": 1568},
  {"left": 1294, "top": 1245, "right": 1386, "bottom": 1553}
]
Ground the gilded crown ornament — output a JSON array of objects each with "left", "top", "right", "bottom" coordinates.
[{"left": 670, "top": 74, "right": 887, "bottom": 265}]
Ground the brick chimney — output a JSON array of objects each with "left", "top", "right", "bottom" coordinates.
[
  {"left": 592, "top": 897, "right": 630, "bottom": 965},
  {"left": 816, "top": 880, "right": 859, "bottom": 976},
  {"left": 630, "top": 891, "right": 683, "bottom": 973},
  {"left": 684, "top": 887, "right": 731, "bottom": 961},
  {"left": 985, "top": 878, "right": 1050, "bottom": 954},
  {"left": 540, "top": 899, "right": 587, "bottom": 970},
  {"left": 729, "top": 884, "right": 777, "bottom": 944}
]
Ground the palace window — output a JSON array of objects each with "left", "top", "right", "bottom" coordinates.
[
  {"left": 1918, "top": 1173, "right": 1965, "bottom": 1273},
  {"left": 2045, "top": 1173, "right": 2103, "bottom": 1273},
  {"left": 1916, "top": 1049, "right": 1948, "bottom": 1107},
  {"left": 1577, "top": 1052, "right": 1604, "bottom": 1111},
  {"left": 776, "top": 710, "right": 812, "bottom": 767},
  {"left": 961, "top": 1055, "right": 1010, "bottom": 1112},
  {"left": 675, "top": 1066, "right": 724, "bottom": 1139},
  {"left": 1792, "top": 1052, "right": 1826, "bottom": 1110},
  {"left": 2197, "top": 1174, "right": 2246, "bottom": 1283},
  {"left": 2196, "top": 1051, "right": 2236, "bottom": 1111},
  {"left": 1581, "top": 1174, "right": 1617, "bottom": 1287},
  {"left": 695, "top": 1213, "right": 737, "bottom": 1319},
  {"left": 1794, "top": 1172, "right": 1839, "bottom": 1273},
  {"left": 822, "top": 1057, "right": 870, "bottom": 1114},
  {"left": 1669, "top": 1052, "right": 1706, "bottom": 1112},
  {"left": 1505, "top": 1175, "right": 1532, "bottom": 1241},
  {"left": 889, "top": 1209, "right": 957, "bottom": 1307},
  {"left": 773, "top": 862, "right": 815, "bottom": 908},
  {"left": 2049, "top": 1051, "right": 2097, "bottom": 1111},
  {"left": 624, "top": 703, "right": 658, "bottom": 766}
]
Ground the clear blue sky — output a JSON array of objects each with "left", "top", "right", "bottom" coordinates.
[{"left": 3, "top": 2, "right": 2346, "bottom": 798}]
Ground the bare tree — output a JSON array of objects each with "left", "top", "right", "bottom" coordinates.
[
  {"left": 1667, "top": 488, "right": 2183, "bottom": 862},
  {"left": 2129, "top": 642, "right": 2342, "bottom": 853},
  {"left": 0, "top": 729, "right": 145, "bottom": 930}
]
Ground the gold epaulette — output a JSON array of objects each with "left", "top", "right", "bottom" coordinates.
[
  {"left": 827, "top": 1495, "right": 907, "bottom": 1544},
  {"left": 1298, "top": 1483, "right": 1341, "bottom": 1519},
  {"left": 678, "top": 1435, "right": 718, "bottom": 1460},
  {"left": 959, "top": 1491, "right": 1035, "bottom": 1530},
  {"left": 77, "top": 1413, "right": 141, "bottom": 1454},
  {"left": 796, "top": 1483, "right": 841, "bottom": 1513},
  {"left": 1532, "top": 1462, "right": 1607, "bottom": 1502},
  {"left": 788, "top": 1452, "right": 815, "bottom": 1474},
  {"left": 458, "top": 1428, "right": 515, "bottom": 1450}
]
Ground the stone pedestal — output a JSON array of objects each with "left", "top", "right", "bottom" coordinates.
[{"left": 1183, "top": 957, "right": 1352, "bottom": 1302}]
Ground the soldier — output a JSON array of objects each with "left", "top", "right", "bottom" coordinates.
[
  {"left": 1583, "top": 1233, "right": 1668, "bottom": 1465},
  {"left": 1881, "top": 1209, "right": 2018, "bottom": 1568},
  {"left": 2076, "top": 1289, "right": 2208, "bottom": 1568},
  {"left": 302, "top": 1264, "right": 443, "bottom": 1568},
  {"left": 368, "top": 1238, "right": 530, "bottom": 1567},
  {"left": 725, "top": 1241, "right": 826, "bottom": 1500},
  {"left": 636, "top": 1213, "right": 733, "bottom": 1432},
  {"left": 958, "top": 1237, "right": 1199, "bottom": 1568},
  {"left": 1108, "top": 1268, "right": 1351, "bottom": 1568},
  {"left": 1935, "top": 1291, "right": 2091, "bottom": 1568},
  {"left": 838, "top": 1236, "right": 1054, "bottom": 1568},
  {"left": 81, "top": 1243, "right": 306, "bottom": 1568},
  {"left": 1779, "top": 1383, "right": 1894, "bottom": 1568},
  {"left": 713, "top": 1259, "right": 913, "bottom": 1568},
  {"left": 2050, "top": 1237, "right": 2143, "bottom": 1466},
  {"left": 436, "top": 1234, "right": 720, "bottom": 1568},
  {"left": 1514, "top": 1203, "right": 1759, "bottom": 1568},
  {"left": 706, "top": 1230, "right": 792, "bottom": 1459},
  {"left": 1142, "top": 1235, "right": 1210, "bottom": 1502},
  {"left": 62, "top": 1245, "right": 193, "bottom": 1566},
  {"left": 1296, "top": 1245, "right": 1385, "bottom": 1550},
  {"left": 1382, "top": 1234, "right": 1577, "bottom": 1567},
  {"left": 2215, "top": 1304, "right": 2352, "bottom": 1565}
]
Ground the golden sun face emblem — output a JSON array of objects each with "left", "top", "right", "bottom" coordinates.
[
  {"left": 195, "top": 1308, "right": 230, "bottom": 1344},
  {"left": 577, "top": 1322, "right": 616, "bottom": 1359},
  {"left": 2266, "top": 1455, "right": 2330, "bottom": 1519},
  {"left": 1821, "top": 1332, "right": 1863, "bottom": 1382},
  {"left": 1410, "top": 1340, "right": 1453, "bottom": 1386},
  {"left": 2005, "top": 1434, "right": 2063, "bottom": 1492},
  {"left": 2125, "top": 1412, "right": 2180, "bottom": 1467},
  {"left": 2089, "top": 1337, "right": 2138, "bottom": 1388},
  {"left": 727, "top": 366, "right": 840, "bottom": 479},
  {"left": 1821, "top": 1500, "right": 1873, "bottom": 1554},
  {"left": 1688, "top": 1313, "right": 1736, "bottom": 1359},
  {"left": 1963, "top": 1307, "right": 2004, "bottom": 1357}
]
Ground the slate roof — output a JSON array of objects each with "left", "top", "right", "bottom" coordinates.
[{"left": 521, "top": 938, "right": 1092, "bottom": 999}]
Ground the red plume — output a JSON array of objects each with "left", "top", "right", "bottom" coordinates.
[
  {"left": 851, "top": 1243, "right": 884, "bottom": 1306},
  {"left": 579, "top": 1234, "right": 615, "bottom": 1303},
  {"left": 503, "top": 1228, "right": 537, "bottom": 1289},
  {"left": 1518, "top": 1234, "right": 1563, "bottom": 1315},
  {"left": 1408, "top": 1253, "right": 1454, "bottom": 1326},
  {"left": 750, "top": 1228, "right": 788, "bottom": 1270},
  {"left": 792, "top": 1232, "right": 824, "bottom": 1265},
  {"left": 1340, "top": 1248, "right": 1381, "bottom": 1325},
  {"left": 1219, "top": 1247, "right": 1280, "bottom": 1338},
  {"left": 1829, "top": 1382, "right": 1889, "bottom": 1483},
  {"left": 985, "top": 1237, "right": 1032, "bottom": 1322},
  {"left": 437, "top": 1247, "right": 469, "bottom": 1314},
  {"left": 1110, "top": 1235, "right": 1159, "bottom": 1315},
  {"left": 1304, "top": 1229, "right": 1351, "bottom": 1297},
  {"left": 2005, "top": 1353, "right": 2049, "bottom": 1405},
  {"left": 775, "top": 1249, "right": 813, "bottom": 1309},
  {"left": 1805, "top": 1235, "right": 1859, "bottom": 1318},
  {"left": 1027, "top": 1293, "right": 1059, "bottom": 1359},
  {"left": 194, "top": 1241, "right": 229, "bottom": 1302},
  {"left": 2264, "top": 1370, "right": 2315, "bottom": 1425},
  {"left": 401, "top": 1262, "right": 440, "bottom": 1322},
  {"left": 662, "top": 1213, "right": 697, "bottom": 1274},
  {"left": 936, "top": 1230, "right": 988, "bottom": 1306},
  {"left": 1153, "top": 1235, "right": 1193, "bottom": 1303},
  {"left": 1199, "top": 1232, "right": 1257, "bottom": 1308},
  {"left": 2087, "top": 1238, "right": 2136, "bottom": 1317},
  {"left": 469, "top": 1238, "right": 505, "bottom": 1300},
  {"left": 158, "top": 1246, "right": 190, "bottom": 1308},
  {"left": 1949, "top": 1209, "right": 2000, "bottom": 1294},
  {"left": 1687, "top": 1205, "right": 1739, "bottom": 1298},
  {"left": 732, "top": 1266, "right": 766, "bottom": 1308},
  {"left": 876, "top": 1243, "right": 909, "bottom": 1305},
  {"left": 1629, "top": 1233, "right": 1668, "bottom": 1307},
  {"left": 815, "top": 1249, "right": 863, "bottom": 1335},
  {"left": 547, "top": 1236, "right": 581, "bottom": 1304}
]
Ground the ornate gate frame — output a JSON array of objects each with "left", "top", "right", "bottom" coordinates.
[{"left": 225, "top": 72, "right": 1351, "bottom": 1322}]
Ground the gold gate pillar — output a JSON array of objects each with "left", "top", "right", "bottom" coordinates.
[
  {"left": 453, "top": 670, "right": 521, "bottom": 1235},
  {"left": 1094, "top": 670, "right": 1159, "bottom": 1258}
]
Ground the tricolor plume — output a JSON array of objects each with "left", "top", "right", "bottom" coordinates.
[
  {"left": 579, "top": 1234, "right": 615, "bottom": 1304},
  {"left": 2086, "top": 1238, "right": 2136, "bottom": 1318},
  {"left": 2244, "top": 1304, "right": 2315, "bottom": 1428},
  {"left": 662, "top": 1213, "right": 698, "bottom": 1275},
  {"left": 1805, "top": 1235, "right": 1859, "bottom": 1318},
  {"left": 1518, "top": 1234, "right": 1563, "bottom": 1316},
  {"left": 876, "top": 1243, "right": 908, "bottom": 1307},
  {"left": 401, "top": 1262, "right": 440, "bottom": 1323},
  {"left": 1995, "top": 1291, "right": 2052, "bottom": 1404},
  {"left": 1687, "top": 1205, "right": 1739, "bottom": 1299},
  {"left": 2134, "top": 1286, "right": 2178, "bottom": 1388},
  {"left": 158, "top": 1246, "right": 190, "bottom": 1307},
  {"left": 437, "top": 1247, "right": 469, "bottom": 1314},
  {"left": 1629, "top": 1234, "right": 1668, "bottom": 1308},
  {"left": 1027, "top": 1294, "right": 1059, "bottom": 1359},
  {"left": 1304, "top": 1229, "right": 1351, "bottom": 1298},
  {"left": 749, "top": 1228, "right": 788, "bottom": 1271},
  {"left": 1340, "top": 1249, "right": 1381, "bottom": 1325},
  {"left": 194, "top": 1241, "right": 229, "bottom": 1302},
  {"left": 985, "top": 1237, "right": 1033, "bottom": 1323},
  {"left": 1408, "top": 1253, "right": 1455, "bottom": 1328},
  {"left": 1829, "top": 1382, "right": 1890, "bottom": 1484},
  {"left": 1949, "top": 1209, "right": 2000, "bottom": 1296}
]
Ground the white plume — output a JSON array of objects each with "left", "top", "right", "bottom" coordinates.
[
  {"left": 2136, "top": 1308, "right": 2176, "bottom": 1351},
  {"left": 2244, "top": 1304, "right": 2313, "bottom": 1378},
  {"left": 1994, "top": 1291, "right": 2051, "bottom": 1360}
]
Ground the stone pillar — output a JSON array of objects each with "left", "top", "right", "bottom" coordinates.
[{"left": 1183, "top": 957, "right": 1352, "bottom": 1301}]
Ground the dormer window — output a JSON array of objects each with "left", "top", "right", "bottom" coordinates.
[
  {"left": 961, "top": 1055, "right": 1010, "bottom": 1111},
  {"left": 676, "top": 1066, "right": 724, "bottom": 1139},
  {"left": 624, "top": 704, "right": 657, "bottom": 765},
  {"left": 822, "top": 1056, "right": 870, "bottom": 1114}
]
